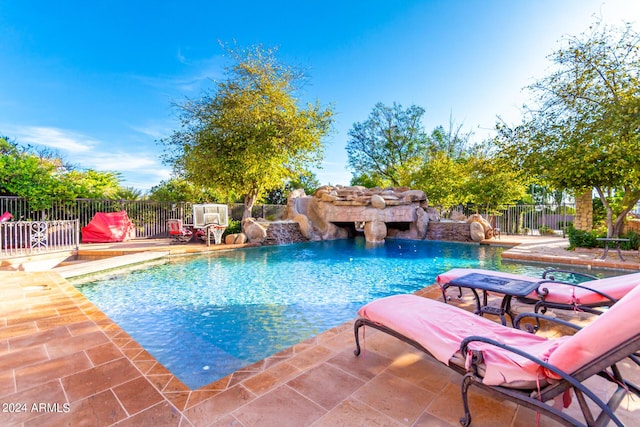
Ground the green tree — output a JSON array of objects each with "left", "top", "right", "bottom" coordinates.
[
  {"left": 415, "top": 152, "right": 469, "bottom": 212},
  {"left": 114, "top": 186, "right": 145, "bottom": 201},
  {"left": 415, "top": 118, "right": 475, "bottom": 211},
  {"left": 288, "top": 171, "right": 321, "bottom": 196},
  {"left": 148, "top": 178, "right": 227, "bottom": 203},
  {"left": 350, "top": 172, "right": 380, "bottom": 188},
  {"left": 496, "top": 21, "right": 640, "bottom": 237},
  {"left": 346, "top": 102, "right": 428, "bottom": 187},
  {"left": 428, "top": 118, "right": 471, "bottom": 158},
  {"left": 263, "top": 171, "right": 322, "bottom": 204},
  {"left": 464, "top": 145, "right": 528, "bottom": 215},
  {"left": 0, "top": 136, "right": 124, "bottom": 214},
  {"left": 64, "top": 169, "right": 122, "bottom": 199},
  {"left": 161, "top": 44, "right": 333, "bottom": 220}
]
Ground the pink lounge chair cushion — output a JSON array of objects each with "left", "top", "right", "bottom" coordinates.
[
  {"left": 546, "top": 283, "right": 640, "bottom": 379},
  {"left": 358, "top": 294, "right": 568, "bottom": 386},
  {"left": 540, "top": 273, "right": 640, "bottom": 305},
  {"left": 436, "top": 268, "right": 640, "bottom": 306}
]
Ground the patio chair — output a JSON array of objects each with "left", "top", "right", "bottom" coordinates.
[
  {"left": 354, "top": 285, "right": 640, "bottom": 426},
  {"left": 166, "top": 219, "right": 193, "bottom": 244},
  {"left": 0, "top": 211, "right": 13, "bottom": 222},
  {"left": 436, "top": 268, "right": 640, "bottom": 317}
]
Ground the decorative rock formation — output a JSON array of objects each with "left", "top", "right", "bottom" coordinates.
[
  {"left": 242, "top": 218, "right": 267, "bottom": 243},
  {"left": 364, "top": 220, "right": 387, "bottom": 244},
  {"left": 370, "top": 194, "right": 386, "bottom": 209},
  {"left": 225, "top": 233, "right": 247, "bottom": 245},
  {"left": 262, "top": 220, "right": 307, "bottom": 245},
  {"left": 284, "top": 185, "right": 429, "bottom": 244},
  {"left": 449, "top": 210, "right": 467, "bottom": 222},
  {"left": 467, "top": 214, "right": 494, "bottom": 241},
  {"left": 469, "top": 221, "right": 486, "bottom": 242}
]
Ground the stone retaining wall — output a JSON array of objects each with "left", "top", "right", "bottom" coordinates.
[{"left": 426, "top": 221, "right": 472, "bottom": 242}]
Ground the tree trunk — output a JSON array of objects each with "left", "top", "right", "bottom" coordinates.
[
  {"left": 596, "top": 186, "right": 640, "bottom": 238},
  {"left": 242, "top": 189, "right": 259, "bottom": 221}
]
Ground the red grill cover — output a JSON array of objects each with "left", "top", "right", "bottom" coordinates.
[{"left": 81, "top": 211, "right": 136, "bottom": 243}]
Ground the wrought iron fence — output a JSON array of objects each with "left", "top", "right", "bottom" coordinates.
[
  {"left": 0, "top": 196, "right": 286, "bottom": 241},
  {"left": 452, "top": 204, "right": 575, "bottom": 236},
  {"left": 0, "top": 196, "right": 574, "bottom": 257},
  {"left": 0, "top": 219, "right": 79, "bottom": 257}
]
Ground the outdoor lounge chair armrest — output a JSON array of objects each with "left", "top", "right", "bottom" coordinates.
[
  {"left": 535, "top": 280, "right": 618, "bottom": 304},
  {"left": 542, "top": 268, "right": 599, "bottom": 281},
  {"left": 459, "top": 336, "right": 624, "bottom": 426},
  {"left": 513, "top": 312, "right": 583, "bottom": 333}
]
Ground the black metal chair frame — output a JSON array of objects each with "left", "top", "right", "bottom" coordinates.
[
  {"left": 354, "top": 313, "right": 640, "bottom": 427},
  {"left": 515, "top": 269, "right": 621, "bottom": 331},
  {"left": 443, "top": 268, "right": 623, "bottom": 330}
]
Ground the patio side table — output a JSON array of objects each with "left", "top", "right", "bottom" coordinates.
[
  {"left": 596, "top": 237, "right": 630, "bottom": 261},
  {"left": 446, "top": 273, "right": 540, "bottom": 326}
]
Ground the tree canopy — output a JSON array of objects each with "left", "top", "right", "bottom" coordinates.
[
  {"left": 496, "top": 21, "right": 640, "bottom": 236},
  {"left": 0, "top": 136, "right": 123, "bottom": 212},
  {"left": 148, "top": 178, "right": 227, "bottom": 203},
  {"left": 346, "top": 102, "right": 428, "bottom": 187},
  {"left": 161, "top": 44, "right": 333, "bottom": 219}
]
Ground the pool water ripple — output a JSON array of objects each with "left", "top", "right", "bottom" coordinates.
[{"left": 78, "top": 238, "right": 560, "bottom": 389}]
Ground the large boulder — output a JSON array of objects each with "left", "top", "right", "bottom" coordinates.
[
  {"left": 293, "top": 213, "right": 318, "bottom": 241},
  {"left": 469, "top": 221, "right": 485, "bottom": 242},
  {"left": 364, "top": 220, "right": 387, "bottom": 244},
  {"left": 425, "top": 206, "right": 440, "bottom": 222},
  {"left": 284, "top": 185, "right": 430, "bottom": 243},
  {"left": 415, "top": 207, "right": 429, "bottom": 239},
  {"left": 468, "top": 214, "right": 494, "bottom": 239},
  {"left": 242, "top": 218, "right": 267, "bottom": 243},
  {"left": 370, "top": 194, "right": 386, "bottom": 209},
  {"left": 225, "top": 233, "right": 247, "bottom": 245}
]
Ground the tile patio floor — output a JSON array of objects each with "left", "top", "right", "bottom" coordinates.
[{"left": 1, "top": 238, "right": 639, "bottom": 426}]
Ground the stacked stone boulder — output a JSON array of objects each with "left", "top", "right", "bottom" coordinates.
[
  {"left": 283, "top": 185, "right": 429, "bottom": 244},
  {"left": 467, "top": 213, "right": 495, "bottom": 242}
]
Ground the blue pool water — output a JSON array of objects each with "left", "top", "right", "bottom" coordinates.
[{"left": 77, "top": 238, "right": 572, "bottom": 389}]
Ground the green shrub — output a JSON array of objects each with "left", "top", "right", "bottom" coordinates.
[
  {"left": 223, "top": 219, "right": 242, "bottom": 237},
  {"left": 567, "top": 226, "right": 640, "bottom": 250},
  {"left": 621, "top": 231, "right": 640, "bottom": 250},
  {"left": 567, "top": 226, "right": 600, "bottom": 249}
]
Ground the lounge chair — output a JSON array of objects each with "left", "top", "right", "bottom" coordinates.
[
  {"left": 354, "top": 285, "right": 640, "bottom": 426},
  {"left": 167, "top": 219, "right": 193, "bottom": 243},
  {"left": 436, "top": 268, "right": 640, "bottom": 316}
]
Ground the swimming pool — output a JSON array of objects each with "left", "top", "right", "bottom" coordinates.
[{"left": 77, "top": 238, "right": 564, "bottom": 389}]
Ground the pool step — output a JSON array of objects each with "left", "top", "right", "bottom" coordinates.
[{"left": 54, "top": 251, "right": 170, "bottom": 279}]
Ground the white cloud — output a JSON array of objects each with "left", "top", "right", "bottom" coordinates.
[
  {"left": 132, "top": 53, "right": 225, "bottom": 95},
  {"left": 129, "top": 122, "right": 174, "bottom": 140},
  {"left": 2, "top": 123, "right": 169, "bottom": 186},
  {"left": 9, "top": 125, "right": 95, "bottom": 152}
]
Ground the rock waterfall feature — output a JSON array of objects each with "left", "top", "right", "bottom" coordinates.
[{"left": 283, "top": 186, "right": 433, "bottom": 244}]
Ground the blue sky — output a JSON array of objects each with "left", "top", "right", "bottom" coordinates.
[{"left": 1, "top": 1, "right": 638, "bottom": 191}]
